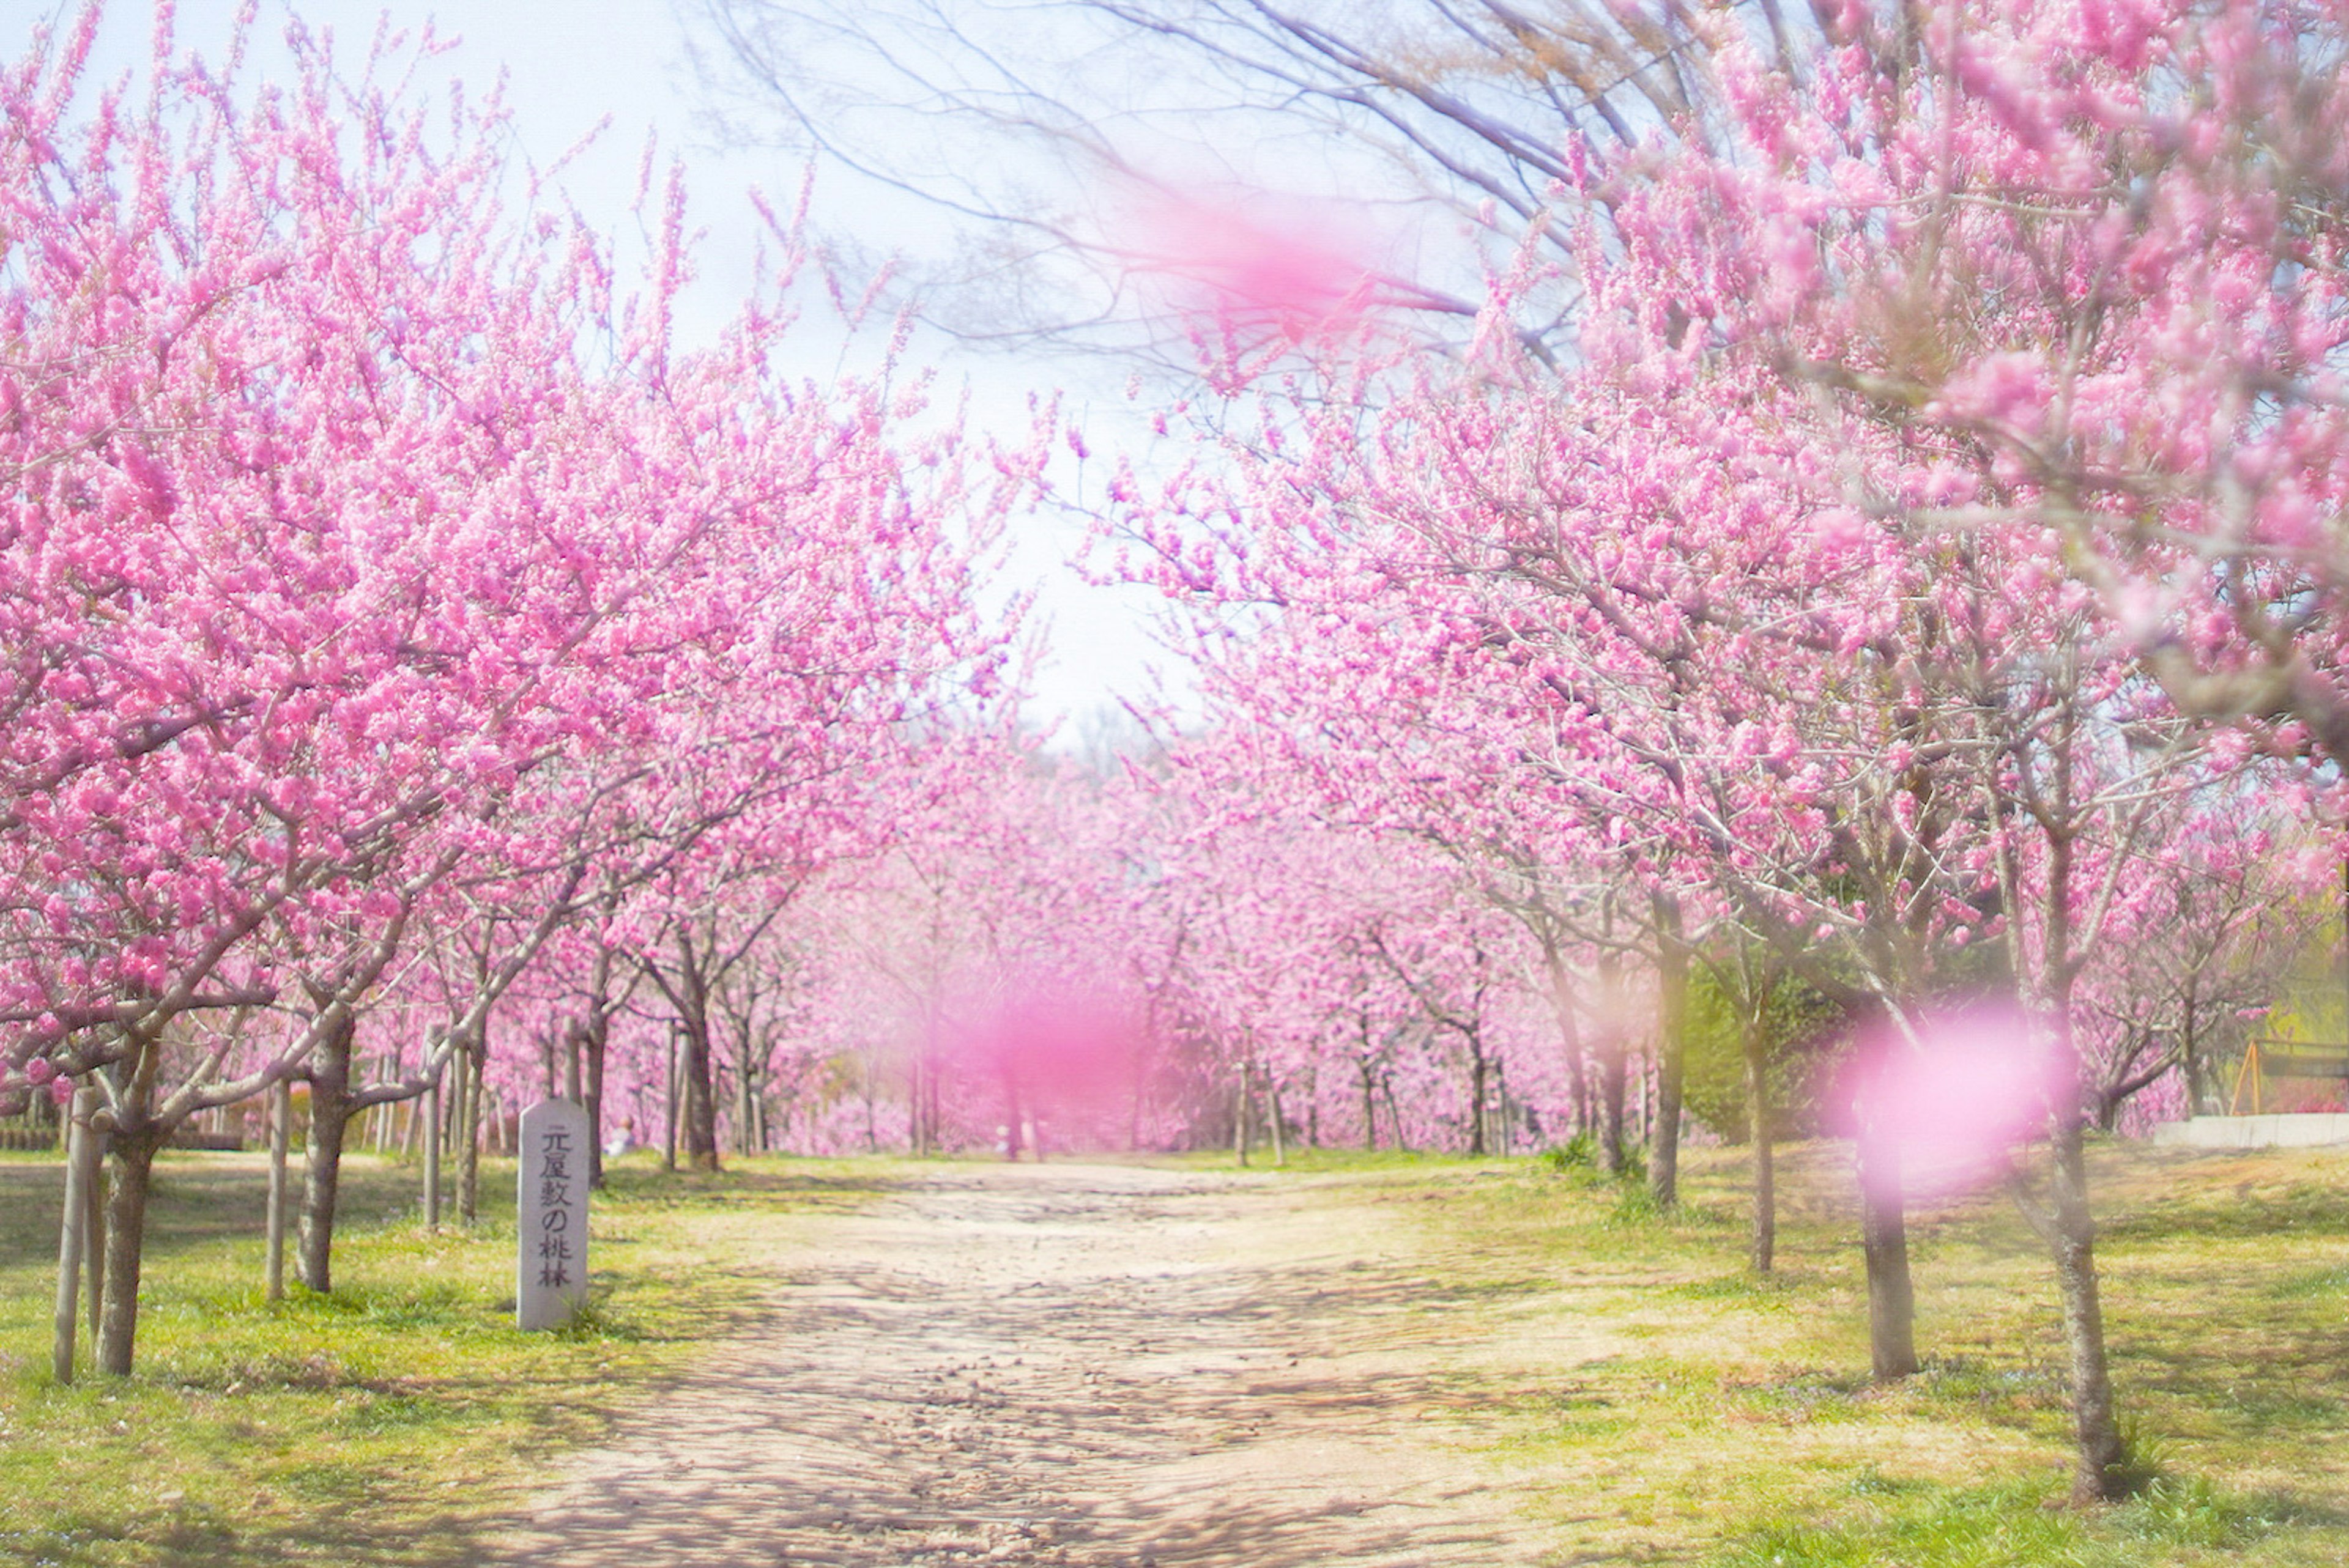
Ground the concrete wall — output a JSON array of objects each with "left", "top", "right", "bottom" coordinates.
[{"left": 2148, "top": 1114, "right": 2349, "bottom": 1149}]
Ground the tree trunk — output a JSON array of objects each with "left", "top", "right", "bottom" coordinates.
[
  {"left": 2016, "top": 788, "right": 2130, "bottom": 1501},
  {"left": 2037, "top": 826, "right": 2128, "bottom": 1500},
  {"left": 1597, "top": 1035, "right": 1627, "bottom": 1174},
  {"left": 1381, "top": 1077, "right": 1411, "bottom": 1153},
  {"left": 1360, "top": 1061, "right": 1379, "bottom": 1152},
  {"left": 583, "top": 1015, "right": 609, "bottom": 1188},
  {"left": 1232, "top": 1067, "right": 1250, "bottom": 1168},
  {"left": 1491, "top": 1058, "right": 1511, "bottom": 1156},
  {"left": 2049, "top": 1111, "right": 2128, "bottom": 1500},
  {"left": 2180, "top": 975, "right": 2203, "bottom": 1115},
  {"left": 910, "top": 1052, "right": 929, "bottom": 1156},
  {"left": 423, "top": 1075, "right": 442, "bottom": 1227},
  {"left": 927, "top": 1034, "right": 944, "bottom": 1153},
  {"left": 1857, "top": 1122, "right": 1918, "bottom": 1380},
  {"left": 1466, "top": 1048, "right": 1488, "bottom": 1156},
  {"left": 735, "top": 1024, "right": 756, "bottom": 1162},
  {"left": 1635, "top": 1052, "right": 1650, "bottom": 1148},
  {"left": 94, "top": 1126, "right": 160, "bottom": 1376},
  {"left": 1745, "top": 1027, "right": 1775, "bottom": 1274},
  {"left": 266, "top": 1080, "right": 291, "bottom": 1301},
  {"left": 402, "top": 1078, "right": 425, "bottom": 1158},
  {"left": 84, "top": 1129, "right": 104, "bottom": 1346},
  {"left": 458, "top": 1043, "right": 483, "bottom": 1224},
  {"left": 1650, "top": 910, "right": 1689, "bottom": 1207},
  {"left": 297, "top": 1015, "right": 357, "bottom": 1293},
  {"left": 655, "top": 939, "right": 727, "bottom": 1173},
  {"left": 51, "top": 1084, "right": 100, "bottom": 1382},
  {"left": 662, "top": 1025, "right": 680, "bottom": 1171},
  {"left": 1268, "top": 1080, "right": 1287, "bottom": 1168},
  {"left": 680, "top": 1011, "right": 721, "bottom": 1172},
  {"left": 1544, "top": 944, "right": 1590, "bottom": 1144}
]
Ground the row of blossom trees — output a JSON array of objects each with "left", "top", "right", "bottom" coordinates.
[
  {"left": 0, "top": 10, "right": 1025, "bottom": 1375},
  {"left": 7, "top": 0, "right": 2348, "bottom": 1513},
  {"left": 1082, "top": 0, "right": 2349, "bottom": 1507}
]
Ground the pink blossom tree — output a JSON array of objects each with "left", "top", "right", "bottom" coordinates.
[
  {"left": 0, "top": 7, "right": 1024, "bottom": 1369},
  {"left": 1108, "top": 125, "right": 2296, "bottom": 1500}
]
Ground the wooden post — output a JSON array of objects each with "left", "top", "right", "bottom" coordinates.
[
  {"left": 51, "top": 1085, "right": 98, "bottom": 1383},
  {"left": 265, "top": 1080, "right": 291, "bottom": 1301}
]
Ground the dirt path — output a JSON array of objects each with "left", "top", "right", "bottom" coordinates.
[{"left": 494, "top": 1161, "right": 1560, "bottom": 1568}]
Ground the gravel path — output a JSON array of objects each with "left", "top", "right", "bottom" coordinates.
[{"left": 492, "top": 1161, "right": 1555, "bottom": 1568}]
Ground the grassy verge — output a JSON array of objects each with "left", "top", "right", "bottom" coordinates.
[
  {"left": 8, "top": 1135, "right": 2345, "bottom": 1566},
  {"left": 0, "top": 1148, "right": 900, "bottom": 1567},
  {"left": 1247, "top": 1137, "right": 2349, "bottom": 1566}
]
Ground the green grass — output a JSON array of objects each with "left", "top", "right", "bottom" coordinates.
[
  {"left": 1715, "top": 1475, "right": 2291, "bottom": 1567},
  {"left": 1266, "top": 1137, "right": 2349, "bottom": 1566},
  {"left": 0, "top": 1148, "right": 900, "bottom": 1566},
  {"left": 9, "top": 1136, "right": 2349, "bottom": 1565}
]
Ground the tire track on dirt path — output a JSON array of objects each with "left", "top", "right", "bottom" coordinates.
[{"left": 492, "top": 1161, "right": 1557, "bottom": 1567}]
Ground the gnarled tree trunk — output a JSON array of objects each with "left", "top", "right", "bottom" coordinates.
[
  {"left": 297, "top": 1011, "right": 357, "bottom": 1293},
  {"left": 94, "top": 1125, "right": 162, "bottom": 1376}
]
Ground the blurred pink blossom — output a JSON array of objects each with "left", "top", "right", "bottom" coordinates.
[
  {"left": 1126, "top": 185, "right": 1377, "bottom": 339},
  {"left": 1854, "top": 1005, "right": 2058, "bottom": 1196}
]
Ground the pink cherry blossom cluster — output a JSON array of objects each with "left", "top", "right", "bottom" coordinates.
[
  {"left": 1093, "top": 0, "right": 2349, "bottom": 1500},
  {"left": 0, "top": 7, "right": 1024, "bottom": 1145}
]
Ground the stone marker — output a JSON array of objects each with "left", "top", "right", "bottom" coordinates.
[{"left": 518, "top": 1098, "right": 590, "bottom": 1329}]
